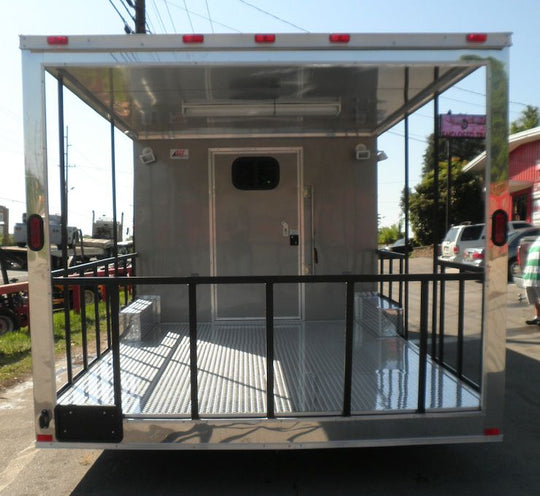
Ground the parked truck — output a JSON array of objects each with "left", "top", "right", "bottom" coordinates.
[
  {"left": 77, "top": 212, "right": 132, "bottom": 260},
  {"left": 20, "top": 32, "right": 510, "bottom": 449},
  {"left": 14, "top": 213, "right": 78, "bottom": 248}
]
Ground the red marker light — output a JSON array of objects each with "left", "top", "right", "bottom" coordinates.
[
  {"left": 329, "top": 34, "right": 350, "bottom": 43},
  {"left": 183, "top": 34, "right": 204, "bottom": 43},
  {"left": 37, "top": 434, "right": 54, "bottom": 442},
  {"left": 467, "top": 33, "right": 488, "bottom": 43},
  {"left": 255, "top": 34, "right": 276, "bottom": 43},
  {"left": 27, "top": 214, "right": 44, "bottom": 252},
  {"left": 484, "top": 428, "right": 501, "bottom": 436},
  {"left": 47, "top": 36, "right": 69, "bottom": 46}
]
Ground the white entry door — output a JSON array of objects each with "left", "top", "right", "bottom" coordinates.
[{"left": 211, "top": 148, "right": 302, "bottom": 320}]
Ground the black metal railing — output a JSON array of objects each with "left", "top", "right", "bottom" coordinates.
[
  {"left": 378, "top": 251, "right": 484, "bottom": 390},
  {"left": 52, "top": 270, "right": 482, "bottom": 419},
  {"left": 53, "top": 253, "right": 136, "bottom": 396}
]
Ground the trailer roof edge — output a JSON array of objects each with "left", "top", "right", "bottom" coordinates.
[{"left": 20, "top": 32, "right": 512, "bottom": 52}]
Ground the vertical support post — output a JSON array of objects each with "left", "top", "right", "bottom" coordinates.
[
  {"left": 431, "top": 67, "right": 441, "bottom": 358},
  {"left": 57, "top": 77, "right": 72, "bottom": 384},
  {"left": 265, "top": 282, "right": 275, "bottom": 419},
  {"left": 418, "top": 280, "right": 429, "bottom": 414},
  {"left": 343, "top": 281, "right": 355, "bottom": 416},
  {"left": 109, "top": 283, "right": 123, "bottom": 408},
  {"left": 189, "top": 283, "right": 199, "bottom": 420},
  {"left": 110, "top": 120, "right": 119, "bottom": 275},
  {"left": 58, "top": 78, "right": 68, "bottom": 275},
  {"left": 403, "top": 67, "right": 410, "bottom": 339},
  {"left": 446, "top": 139, "right": 452, "bottom": 232}
]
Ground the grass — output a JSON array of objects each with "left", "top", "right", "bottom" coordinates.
[{"left": 0, "top": 301, "right": 109, "bottom": 389}]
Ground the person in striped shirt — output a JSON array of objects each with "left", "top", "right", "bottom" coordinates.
[{"left": 522, "top": 236, "right": 540, "bottom": 325}]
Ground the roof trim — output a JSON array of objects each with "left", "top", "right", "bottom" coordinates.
[{"left": 463, "top": 126, "right": 540, "bottom": 173}]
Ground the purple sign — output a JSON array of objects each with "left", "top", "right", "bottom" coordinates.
[{"left": 440, "top": 114, "right": 486, "bottom": 138}]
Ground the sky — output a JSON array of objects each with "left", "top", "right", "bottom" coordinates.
[{"left": 1, "top": 0, "right": 539, "bottom": 237}]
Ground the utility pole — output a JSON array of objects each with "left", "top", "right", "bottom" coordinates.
[{"left": 135, "top": 0, "right": 146, "bottom": 34}]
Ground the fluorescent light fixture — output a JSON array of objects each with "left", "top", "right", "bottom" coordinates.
[{"left": 182, "top": 100, "right": 341, "bottom": 117}]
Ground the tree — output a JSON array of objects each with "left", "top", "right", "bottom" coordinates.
[
  {"left": 406, "top": 160, "right": 484, "bottom": 246},
  {"left": 421, "top": 133, "right": 485, "bottom": 175},
  {"left": 378, "top": 223, "right": 403, "bottom": 245},
  {"left": 405, "top": 132, "right": 485, "bottom": 245},
  {"left": 510, "top": 105, "right": 540, "bottom": 134}
]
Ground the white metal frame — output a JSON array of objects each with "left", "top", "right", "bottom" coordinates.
[{"left": 20, "top": 33, "right": 510, "bottom": 448}]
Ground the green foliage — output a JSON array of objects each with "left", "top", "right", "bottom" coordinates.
[
  {"left": 421, "top": 133, "right": 485, "bottom": 175},
  {"left": 378, "top": 223, "right": 403, "bottom": 245},
  {"left": 406, "top": 160, "right": 484, "bottom": 245},
  {"left": 510, "top": 105, "right": 540, "bottom": 134},
  {"left": 0, "top": 300, "right": 110, "bottom": 387}
]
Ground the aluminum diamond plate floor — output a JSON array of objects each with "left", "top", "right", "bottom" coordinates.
[{"left": 58, "top": 320, "right": 480, "bottom": 416}]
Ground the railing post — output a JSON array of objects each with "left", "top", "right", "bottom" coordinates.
[
  {"left": 79, "top": 272, "right": 88, "bottom": 370},
  {"left": 417, "top": 280, "right": 429, "bottom": 414},
  {"left": 343, "top": 281, "right": 355, "bottom": 416},
  {"left": 109, "top": 283, "right": 123, "bottom": 409},
  {"left": 438, "top": 265, "right": 446, "bottom": 363},
  {"left": 388, "top": 259, "right": 394, "bottom": 301},
  {"left": 266, "top": 282, "right": 275, "bottom": 419},
  {"left": 63, "top": 282, "right": 73, "bottom": 384},
  {"left": 457, "top": 277, "right": 465, "bottom": 378},
  {"left": 189, "top": 282, "right": 199, "bottom": 420}
]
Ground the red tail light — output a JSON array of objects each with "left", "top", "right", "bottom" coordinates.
[
  {"left": 453, "top": 245, "right": 460, "bottom": 255},
  {"left": 27, "top": 214, "right": 44, "bottom": 251},
  {"left": 472, "top": 251, "right": 484, "bottom": 260},
  {"left": 484, "top": 427, "right": 501, "bottom": 436},
  {"left": 492, "top": 209, "right": 508, "bottom": 246}
]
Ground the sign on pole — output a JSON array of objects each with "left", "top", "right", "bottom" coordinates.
[{"left": 440, "top": 114, "right": 486, "bottom": 138}]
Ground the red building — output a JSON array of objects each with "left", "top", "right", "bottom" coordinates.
[{"left": 464, "top": 126, "right": 540, "bottom": 224}]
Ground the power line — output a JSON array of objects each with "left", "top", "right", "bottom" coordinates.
[
  {"left": 183, "top": 0, "right": 194, "bottom": 32},
  {"left": 205, "top": 0, "right": 214, "bottom": 33},
  {"left": 107, "top": 0, "right": 134, "bottom": 33},
  {"left": 237, "top": 0, "right": 309, "bottom": 32},
  {"left": 454, "top": 85, "right": 532, "bottom": 108},
  {"left": 164, "top": 1, "right": 241, "bottom": 32},
  {"left": 162, "top": 0, "right": 177, "bottom": 32},
  {"left": 150, "top": 0, "right": 168, "bottom": 33}
]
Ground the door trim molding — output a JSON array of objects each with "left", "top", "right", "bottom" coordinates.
[{"left": 208, "top": 147, "right": 304, "bottom": 321}]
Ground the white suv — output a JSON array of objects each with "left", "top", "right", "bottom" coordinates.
[
  {"left": 440, "top": 223, "right": 485, "bottom": 263},
  {"left": 440, "top": 221, "right": 533, "bottom": 263}
]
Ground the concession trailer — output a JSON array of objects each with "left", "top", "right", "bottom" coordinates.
[{"left": 20, "top": 32, "right": 511, "bottom": 449}]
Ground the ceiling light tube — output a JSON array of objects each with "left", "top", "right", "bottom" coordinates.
[{"left": 182, "top": 101, "right": 341, "bottom": 118}]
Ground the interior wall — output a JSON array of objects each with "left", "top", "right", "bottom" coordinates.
[{"left": 133, "top": 136, "right": 378, "bottom": 322}]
